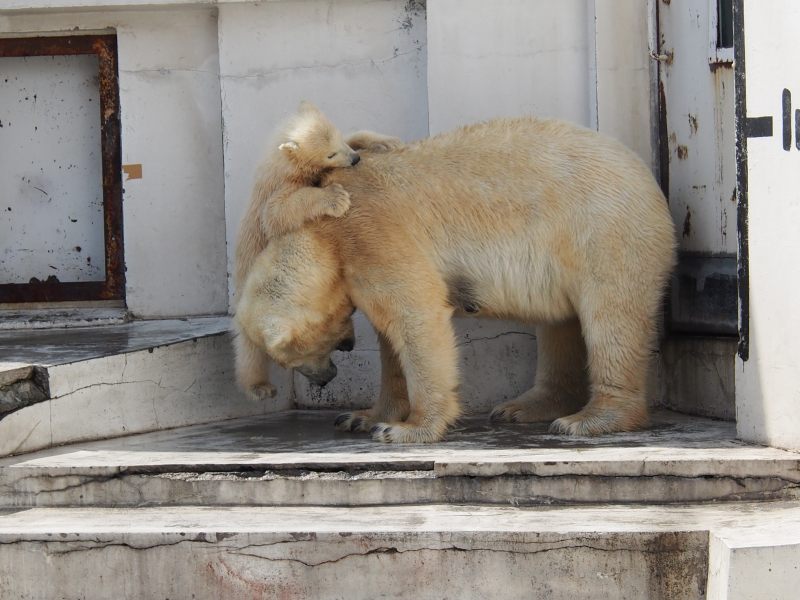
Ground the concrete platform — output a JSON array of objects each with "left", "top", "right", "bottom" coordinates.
[
  {"left": 3, "top": 409, "right": 798, "bottom": 508},
  {"left": 1, "top": 501, "right": 799, "bottom": 599},
  {"left": 0, "top": 317, "right": 290, "bottom": 456}
]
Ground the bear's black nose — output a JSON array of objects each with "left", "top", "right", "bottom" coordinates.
[
  {"left": 336, "top": 338, "right": 355, "bottom": 352},
  {"left": 351, "top": 154, "right": 361, "bottom": 166}
]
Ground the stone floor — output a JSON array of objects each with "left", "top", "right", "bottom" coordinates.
[
  {"left": 0, "top": 316, "right": 283, "bottom": 457},
  {"left": 0, "top": 407, "right": 765, "bottom": 465},
  {"left": 0, "top": 315, "right": 230, "bottom": 369},
  {"left": 3, "top": 409, "right": 798, "bottom": 509}
]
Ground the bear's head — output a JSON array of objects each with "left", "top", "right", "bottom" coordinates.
[
  {"left": 236, "top": 230, "right": 355, "bottom": 387},
  {"left": 277, "top": 102, "right": 361, "bottom": 178}
]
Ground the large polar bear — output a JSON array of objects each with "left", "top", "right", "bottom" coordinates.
[{"left": 236, "top": 116, "right": 677, "bottom": 443}]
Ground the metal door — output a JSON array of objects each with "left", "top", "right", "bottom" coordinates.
[
  {"left": 0, "top": 35, "right": 123, "bottom": 304},
  {"left": 657, "top": 0, "right": 738, "bottom": 334}
]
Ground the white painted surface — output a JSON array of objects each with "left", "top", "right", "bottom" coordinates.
[
  {"left": 735, "top": 0, "right": 800, "bottom": 452},
  {"left": 593, "top": 0, "right": 653, "bottom": 165},
  {"left": 0, "top": 54, "right": 105, "bottom": 284},
  {"left": 116, "top": 10, "right": 227, "bottom": 316},
  {"left": 1, "top": 10, "right": 228, "bottom": 317},
  {"left": 0, "top": 0, "right": 213, "bottom": 9},
  {"left": 659, "top": 0, "right": 737, "bottom": 253},
  {"left": 219, "top": 0, "right": 429, "bottom": 309},
  {"left": 427, "top": 0, "right": 592, "bottom": 134},
  {"left": 708, "top": 523, "right": 800, "bottom": 600}
]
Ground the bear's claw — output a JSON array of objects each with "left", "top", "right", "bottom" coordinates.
[
  {"left": 489, "top": 407, "right": 519, "bottom": 423},
  {"left": 334, "top": 412, "right": 371, "bottom": 433}
]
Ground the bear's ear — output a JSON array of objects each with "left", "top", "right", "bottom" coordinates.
[
  {"left": 278, "top": 140, "right": 300, "bottom": 154},
  {"left": 263, "top": 319, "right": 295, "bottom": 354},
  {"left": 298, "top": 100, "right": 320, "bottom": 114}
]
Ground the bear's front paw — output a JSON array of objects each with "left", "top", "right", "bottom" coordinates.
[
  {"left": 369, "top": 421, "right": 448, "bottom": 443},
  {"left": 247, "top": 383, "right": 277, "bottom": 401},
  {"left": 323, "top": 184, "right": 351, "bottom": 218}
]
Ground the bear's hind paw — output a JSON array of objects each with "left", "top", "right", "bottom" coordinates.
[{"left": 549, "top": 404, "right": 647, "bottom": 436}]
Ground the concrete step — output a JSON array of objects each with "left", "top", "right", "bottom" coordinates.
[
  {"left": 0, "top": 316, "right": 290, "bottom": 457},
  {"left": 3, "top": 409, "right": 798, "bottom": 508},
  {"left": 1, "top": 501, "right": 799, "bottom": 599}
]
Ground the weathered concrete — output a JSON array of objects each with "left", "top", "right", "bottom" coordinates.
[
  {"left": 3, "top": 410, "right": 798, "bottom": 508},
  {"left": 2, "top": 502, "right": 800, "bottom": 600},
  {"left": 708, "top": 520, "right": 800, "bottom": 600},
  {"left": 294, "top": 317, "right": 538, "bottom": 414},
  {"left": 0, "top": 317, "right": 292, "bottom": 457},
  {"left": 0, "top": 503, "right": 716, "bottom": 600},
  {"left": 658, "top": 337, "right": 736, "bottom": 421},
  {"left": 0, "top": 316, "right": 231, "bottom": 366}
]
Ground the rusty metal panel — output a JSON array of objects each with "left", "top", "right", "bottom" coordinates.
[
  {"left": 0, "top": 34, "right": 123, "bottom": 304},
  {"left": 658, "top": 0, "right": 738, "bottom": 335}
]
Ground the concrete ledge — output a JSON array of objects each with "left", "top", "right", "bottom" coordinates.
[
  {"left": 707, "top": 521, "right": 800, "bottom": 600},
  {"left": 3, "top": 502, "right": 800, "bottom": 600},
  {"left": 0, "top": 504, "right": 714, "bottom": 599},
  {"left": 3, "top": 410, "right": 799, "bottom": 507},
  {"left": 0, "top": 317, "right": 292, "bottom": 456}
]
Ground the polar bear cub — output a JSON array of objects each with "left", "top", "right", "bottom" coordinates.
[{"left": 233, "top": 102, "right": 402, "bottom": 400}]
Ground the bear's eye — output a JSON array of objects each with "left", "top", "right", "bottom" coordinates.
[{"left": 327, "top": 152, "right": 337, "bottom": 159}]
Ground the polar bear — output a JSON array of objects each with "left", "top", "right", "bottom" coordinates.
[
  {"left": 236, "top": 116, "right": 677, "bottom": 442},
  {"left": 233, "top": 102, "right": 403, "bottom": 399}
]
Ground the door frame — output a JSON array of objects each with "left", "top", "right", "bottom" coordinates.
[{"left": 0, "top": 34, "right": 124, "bottom": 304}]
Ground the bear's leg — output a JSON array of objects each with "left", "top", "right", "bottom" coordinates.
[
  {"left": 549, "top": 294, "right": 653, "bottom": 435},
  {"left": 234, "top": 331, "right": 276, "bottom": 400},
  {"left": 490, "top": 319, "right": 587, "bottom": 423},
  {"left": 334, "top": 332, "right": 410, "bottom": 433},
  {"left": 367, "top": 304, "right": 460, "bottom": 443}
]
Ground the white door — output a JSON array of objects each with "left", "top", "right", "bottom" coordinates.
[{"left": 734, "top": 0, "right": 800, "bottom": 450}]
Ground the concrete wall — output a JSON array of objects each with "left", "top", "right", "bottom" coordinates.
[
  {"left": 218, "top": 0, "right": 429, "bottom": 308},
  {"left": 427, "top": 0, "right": 593, "bottom": 134},
  {"left": 0, "top": 9, "right": 228, "bottom": 318}
]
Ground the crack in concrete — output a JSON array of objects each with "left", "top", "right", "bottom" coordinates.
[
  {"left": 4, "top": 471, "right": 797, "bottom": 509},
  {"left": 456, "top": 331, "right": 537, "bottom": 347},
  {"left": 52, "top": 379, "right": 184, "bottom": 399},
  {"left": 6, "top": 420, "right": 43, "bottom": 456},
  {"left": 226, "top": 537, "right": 697, "bottom": 568}
]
